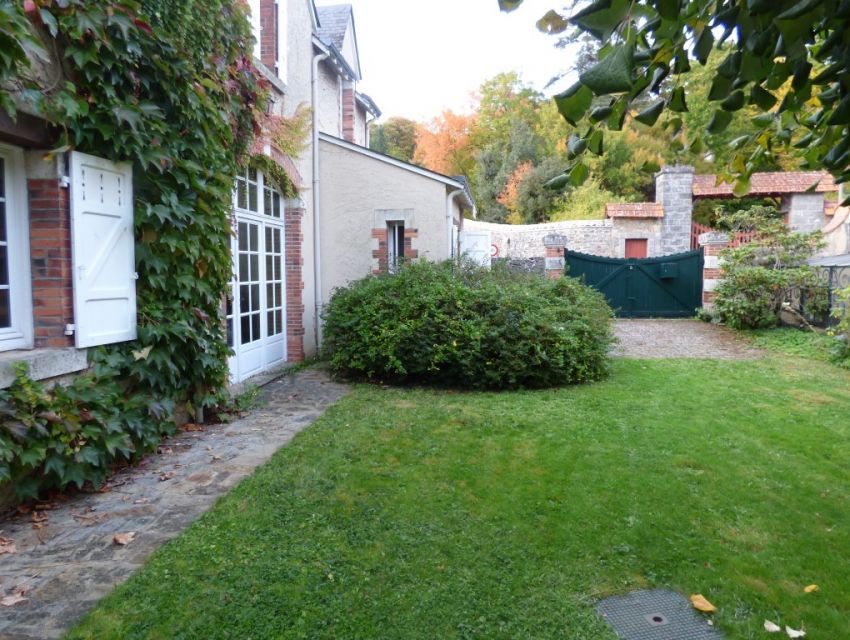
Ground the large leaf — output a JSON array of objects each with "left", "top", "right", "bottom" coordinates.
[
  {"left": 570, "top": 0, "right": 630, "bottom": 40},
  {"left": 708, "top": 109, "right": 734, "bottom": 134},
  {"left": 580, "top": 45, "right": 634, "bottom": 95},
  {"left": 635, "top": 99, "right": 665, "bottom": 126},
  {"left": 498, "top": 0, "right": 523, "bottom": 11},
  {"left": 554, "top": 82, "right": 593, "bottom": 125},
  {"left": 669, "top": 87, "right": 688, "bottom": 112},
  {"left": 536, "top": 10, "right": 568, "bottom": 34},
  {"left": 694, "top": 28, "right": 714, "bottom": 65}
]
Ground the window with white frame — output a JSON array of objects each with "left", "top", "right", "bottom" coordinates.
[
  {"left": 387, "top": 221, "right": 405, "bottom": 273},
  {"left": 0, "top": 144, "right": 33, "bottom": 351}
]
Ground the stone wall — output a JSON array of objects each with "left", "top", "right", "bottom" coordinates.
[
  {"left": 465, "top": 217, "right": 666, "bottom": 259},
  {"left": 788, "top": 193, "right": 826, "bottom": 234}
]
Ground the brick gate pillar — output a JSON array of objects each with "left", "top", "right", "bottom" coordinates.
[
  {"left": 699, "top": 231, "right": 730, "bottom": 307},
  {"left": 543, "top": 234, "right": 567, "bottom": 280}
]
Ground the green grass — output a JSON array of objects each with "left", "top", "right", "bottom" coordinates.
[
  {"left": 743, "top": 326, "right": 839, "bottom": 364},
  {"left": 69, "top": 357, "right": 850, "bottom": 639}
]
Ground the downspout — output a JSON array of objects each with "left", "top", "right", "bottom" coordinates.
[
  {"left": 312, "top": 51, "right": 329, "bottom": 351},
  {"left": 446, "top": 189, "right": 463, "bottom": 259}
]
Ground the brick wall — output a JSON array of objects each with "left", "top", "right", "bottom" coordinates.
[
  {"left": 28, "top": 179, "right": 74, "bottom": 348},
  {"left": 699, "top": 232, "right": 729, "bottom": 306},
  {"left": 284, "top": 203, "right": 305, "bottom": 362},
  {"left": 259, "top": 0, "right": 277, "bottom": 71},
  {"left": 342, "top": 88, "right": 356, "bottom": 143},
  {"left": 543, "top": 234, "right": 567, "bottom": 280}
]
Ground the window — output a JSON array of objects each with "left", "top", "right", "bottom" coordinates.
[
  {"left": 0, "top": 144, "right": 33, "bottom": 351},
  {"left": 387, "top": 221, "right": 405, "bottom": 273}
]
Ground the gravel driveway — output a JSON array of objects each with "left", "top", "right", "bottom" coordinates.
[{"left": 612, "top": 319, "right": 763, "bottom": 359}]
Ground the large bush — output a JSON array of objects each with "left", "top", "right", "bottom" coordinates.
[
  {"left": 713, "top": 207, "right": 827, "bottom": 329},
  {"left": 322, "top": 261, "right": 613, "bottom": 389}
]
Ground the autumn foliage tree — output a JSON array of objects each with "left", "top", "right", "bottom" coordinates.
[{"left": 413, "top": 109, "right": 477, "bottom": 177}]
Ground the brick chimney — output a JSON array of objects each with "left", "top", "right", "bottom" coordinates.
[
  {"left": 342, "top": 86, "right": 356, "bottom": 142},
  {"left": 259, "top": 0, "right": 277, "bottom": 71}
]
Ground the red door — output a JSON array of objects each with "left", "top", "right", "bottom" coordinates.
[{"left": 624, "top": 238, "right": 648, "bottom": 259}]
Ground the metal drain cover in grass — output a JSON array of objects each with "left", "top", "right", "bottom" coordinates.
[{"left": 597, "top": 589, "right": 723, "bottom": 640}]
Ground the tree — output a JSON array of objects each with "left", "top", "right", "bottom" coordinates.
[
  {"left": 369, "top": 116, "right": 418, "bottom": 163},
  {"left": 413, "top": 109, "right": 477, "bottom": 177},
  {"left": 504, "top": 0, "right": 850, "bottom": 200}
]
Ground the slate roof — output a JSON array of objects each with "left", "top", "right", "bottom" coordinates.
[
  {"left": 692, "top": 172, "right": 836, "bottom": 197},
  {"left": 606, "top": 202, "right": 664, "bottom": 218},
  {"left": 316, "top": 4, "right": 351, "bottom": 50}
]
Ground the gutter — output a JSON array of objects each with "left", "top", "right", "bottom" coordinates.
[{"left": 312, "top": 50, "right": 329, "bottom": 351}]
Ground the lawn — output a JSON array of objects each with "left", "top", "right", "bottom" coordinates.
[{"left": 69, "top": 355, "right": 850, "bottom": 639}]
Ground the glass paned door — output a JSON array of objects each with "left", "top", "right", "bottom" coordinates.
[{"left": 229, "top": 167, "right": 287, "bottom": 383}]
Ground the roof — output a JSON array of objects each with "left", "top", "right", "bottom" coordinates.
[
  {"left": 452, "top": 175, "right": 477, "bottom": 214},
  {"left": 692, "top": 172, "right": 836, "bottom": 198},
  {"left": 355, "top": 92, "right": 381, "bottom": 118},
  {"left": 316, "top": 4, "right": 350, "bottom": 50},
  {"left": 606, "top": 202, "right": 664, "bottom": 218},
  {"left": 809, "top": 253, "right": 850, "bottom": 267}
]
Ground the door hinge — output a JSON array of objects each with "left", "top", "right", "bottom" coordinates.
[{"left": 64, "top": 324, "right": 76, "bottom": 336}]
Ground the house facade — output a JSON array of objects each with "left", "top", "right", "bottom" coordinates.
[{"left": 231, "top": 0, "right": 474, "bottom": 382}]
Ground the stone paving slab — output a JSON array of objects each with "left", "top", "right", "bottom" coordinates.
[
  {"left": 0, "top": 368, "right": 348, "bottom": 640},
  {"left": 612, "top": 319, "right": 763, "bottom": 359}
]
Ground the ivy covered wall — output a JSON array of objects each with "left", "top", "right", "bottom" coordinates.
[{"left": 0, "top": 0, "right": 267, "bottom": 498}]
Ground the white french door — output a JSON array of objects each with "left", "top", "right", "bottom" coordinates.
[{"left": 228, "top": 167, "right": 286, "bottom": 383}]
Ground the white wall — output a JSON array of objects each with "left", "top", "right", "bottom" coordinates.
[
  {"left": 319, "top": 139, "right": 456, "bottom": 304},
  {"left": 317, "top": 64, "right": 341, "bottom": 137}
]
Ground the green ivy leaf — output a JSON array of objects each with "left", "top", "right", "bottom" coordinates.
[
  {"left": 567, "top": 134, "right": 587, "bottom": 158},
  {"left": 750, "top": 85, "right": 777, "bottom": 110},
  {"left": 570, "top": 0, "right": 631, "bottom": 40},
  {"left": 569, "top": 162, "right": 590, "bottom": 186},
  {"left": 587, "top": 129, "right": 604, "bottom": 155},
  {"left": 544, "top": 172, "right": 571, "bottom": 191},
  {"left": 721, "top": 90, "right": 746, "bottom": 111},
  {"left": 635, "top": 99, "right": 665, "bottom": 126},
  {"left": 708, "top": 109, "right": 734, "bottom": 134},
  {"left": 669, "top": 87, "right": 688, "bottom": 112},
  {"left": 554, "top": 82, "right": 593, "bottom": 126},
  {"left": 580, "top": 45, "right": 634, "bottom": 95},
  {"left": 694, "top": 28, "right": 714, "bottom": 65}
]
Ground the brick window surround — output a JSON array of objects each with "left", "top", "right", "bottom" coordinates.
[
  {"left": 372, "top": 225, "right": 419, "bottom": 274},
  {"left": 28, "top": 178, "right": 74, "bottom": 349}
]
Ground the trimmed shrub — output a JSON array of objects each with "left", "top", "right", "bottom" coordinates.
[
  {"left": 713, "top": 206, "right": 827, "bottom": 329},
  {"left": 322, "top": 260, "right": 613, "bottom": 389}
]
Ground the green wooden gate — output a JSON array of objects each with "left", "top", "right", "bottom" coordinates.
[{"left": 565, "top": 249, "right": 704, "bottom": 318}]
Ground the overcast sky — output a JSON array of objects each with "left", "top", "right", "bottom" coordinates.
[{"left": 331, "top": 0, "right": 575, "bottom": 122}]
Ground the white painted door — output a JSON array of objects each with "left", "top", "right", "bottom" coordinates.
[
  {"left": 228, "top": 168, "right": 286, "bottom": 383},
  {"left": 460, "top": 230, "right": 492, "bottom": 267}
]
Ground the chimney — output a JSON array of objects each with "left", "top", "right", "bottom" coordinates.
[
  {"left": 343, "top": 86, "right": 356, "bottom": 142},
  {"left": 259, "top": 0, "right": 277, "bottom": 71}
]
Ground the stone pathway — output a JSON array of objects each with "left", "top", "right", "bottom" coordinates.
[
  {"left": 612, "top": 319, "right": 764, "bottom": 359},
  {"left": 0, "top": 368, "right": 348, "bottom": 640}
]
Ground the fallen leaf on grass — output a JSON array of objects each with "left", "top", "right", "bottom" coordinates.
[
  {"left": 113, "top": 532, "right": 136, "bottom": 546},
  {"left": 764, "top": 620, "right": 781, "bottom": 633},
  {"left": 786, "top": 626, "right": 806, "bottom": 638},
  {"left": 0, "top": 537, "right": 16, "bottom": 554},
  {"left": 1, "top": 586, "right": 29, "bottom": 607},
  {"left": 690, "top": 594, "right": 717, "bottom": 613},
  {"left": 803, "top": 584, "right": 819, "bottom": 593},
  {"left": 158, "top": 471, "right": 176, "bottom": 482},
  {"left": 180, "top": 423, "right": 205, "bottom": 432}
]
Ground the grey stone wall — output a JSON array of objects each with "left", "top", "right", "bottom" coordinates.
[
  {"left": 788, "top": 193, "right": 826, "bottom": 234},
  {"left": 655, "top": 165, "right": 694, "bottom": 255}
]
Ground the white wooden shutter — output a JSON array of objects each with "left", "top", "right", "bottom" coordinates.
[
  {"left": 460, "top": 230, "right": 492, "bottom": 268},
  {"left": 70, "top": 151, "right": 137, "bottom": 348}
]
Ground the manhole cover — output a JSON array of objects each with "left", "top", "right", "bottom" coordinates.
[{"left": 597, "top": 589, "right": 724, "bottom": 640}]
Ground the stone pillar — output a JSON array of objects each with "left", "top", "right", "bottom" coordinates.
[
  {"left": 787, "top": 193, "right": 826, "bottom": 233},
  {"left": 543, "top": 234, "right": 567, "bottom": 280},
  {"left": 655, "top": 165, "right": 695, "bottom": 256},
  {"left": 699, "top": 231, "right": 729, "bottom": 307}
]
